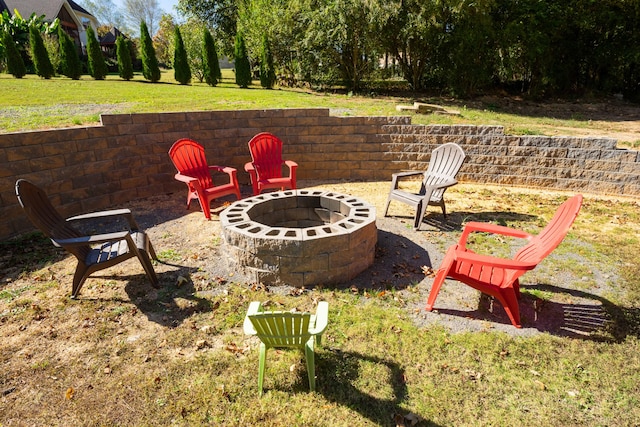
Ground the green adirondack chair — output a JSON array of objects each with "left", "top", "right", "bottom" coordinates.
[{"left": 243, "top": 301, "right": 329, "bottom": 395}]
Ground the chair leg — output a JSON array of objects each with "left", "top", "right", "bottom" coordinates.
[
  {"left": 136, "top": 249, "right": 159, "bottom": 288},
  {"left": 305, "top": 338, "right": 316, "bottom": 392},
  {"left": 71, "top": 263, "right": 90, "bottom": 299},
  {"left": 425, "top": 248, "right": 455, "bottom": 310},
  {"left": 383, "top": 198, "right": 391, "bottom": 217},
  {"left": 440, "top": 200, "right": 447, "bottom": 218},
  {"left": 495, "top": 287, "right": 522, "bottom": 328},
  {"left": 258, "top": 343, "right": 267, "bottom": 396},
  {"left": 414, "top": 201, "right": 429, "bottom": 230},
  {"left": 148, "top": 240, "right": 158, "bottom": 260},
  {"left": 198, "top": 194, "right": 211, "bottom": 220}
]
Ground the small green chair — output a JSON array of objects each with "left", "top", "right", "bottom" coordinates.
[{"left": 243, "top": 301, "right": 329, "bottom": 395}]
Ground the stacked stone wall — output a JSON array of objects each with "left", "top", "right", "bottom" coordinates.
[{"left": 1, "top": 108, "right": 638, "bottom": 240}]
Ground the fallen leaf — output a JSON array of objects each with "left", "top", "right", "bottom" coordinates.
[
  {"left": 289, "top": 287, "right": 305, "bottom": 296},
  {"left": 421, "top": 266, "right": 436, "bottom": 277},
  {"left": 225, "top": 343, "right": 249, "bottom": 355},
  {"left": 176, "top": 276, "right": 189, "bottom": 287},
  {"left": 404, "top": 412, "right": 421, "bottom": 426},
  {"left": 65, "top": 387, "right": 75, "bottom": 400}
]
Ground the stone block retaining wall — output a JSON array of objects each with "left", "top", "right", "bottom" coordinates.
[{"left": 1, "top": 108, "right": 638, "bottom": 240}]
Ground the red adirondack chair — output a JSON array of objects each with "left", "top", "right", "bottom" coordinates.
[
  {"left": 244, "top": 132, "right": 298, "bottom": 195},
  {"left": 169, "top": 138, "right": 241, "bottom": 220},
  {"left": 426, "top": 194, "right": 583, "bottom": 328}
]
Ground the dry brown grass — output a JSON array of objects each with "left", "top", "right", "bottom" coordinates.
[{"left": 1, "top": 182, "right": 639, "bottom": 426}]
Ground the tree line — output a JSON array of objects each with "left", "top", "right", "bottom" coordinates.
[
  {"left": 0, "top": 9, "right": 270, "bottom": 89},
  {"left": 3, "top": 0, "right": 639, "bottom": 101},
  {"left": 177, "top": 0, "right": 640, "bottom": 100}
]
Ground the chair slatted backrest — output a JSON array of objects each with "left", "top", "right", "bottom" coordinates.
[
  {"left": 169, "top": 139, "right": 214, "bottom": 189},
  {"left": 248, "top": 311, "right": 312, "bottom": 348},
  {"left": 15, "top": 179, "right": 89, "bottom": 260},
  {"left": 422, "top": 143, "right": 466, "bottom": 200},
  {"left": 248, "top": 133, "right": 285, "bottom": 181},
  {"left": 514, "top": 194, "right": 583, "bottom": 264}
]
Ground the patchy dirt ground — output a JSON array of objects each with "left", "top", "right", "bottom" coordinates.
[{"left": 4, "top": 181, "right": 620, "bottom": 340}]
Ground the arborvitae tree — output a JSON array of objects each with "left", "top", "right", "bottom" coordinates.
[
  {"left": 173, "top": 26, "right": 191, "bottom": 85},
  {"left": 86, "top": 26, "right": 107, "bottom": 79},
  {"left": 203, "top": 29, "right": 219, "bottom": 86},
  {"left": 58, "top": 26, "right": 82, "bottom": 79},
  {"left": 140, "top": 21, "right": 161, "bottom": 82},
  {"left": 126, "top": 38, "right": 137, "bottom": 70},
  {"left": 2, "top": 31, "right": 26, "bottom": 78},
  {"left": 259, "top": 34, "right": 276, "bottom": 89},
  {"left": 29, "top": 25, "right": 54, "bottom": 79},
  {"left": 116, "top": 35, "right": 134, "bottom": 80},
  {"left": 234, "top": 31, "right": 251, "bottom": 88}
]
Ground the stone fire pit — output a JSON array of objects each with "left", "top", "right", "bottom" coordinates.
[{"left": 220, "top": 190, "right": 377, "bottom": 287}]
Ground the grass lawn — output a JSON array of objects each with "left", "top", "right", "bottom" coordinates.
[
  {"left": 1, "top": 70, "right": 639, "bottom": 149},
  {"left": 1, "top": 70, "right": 639, "bottom": 425},
  {"left": 1, "top": 181, "right": 639, "bottom": 426}
]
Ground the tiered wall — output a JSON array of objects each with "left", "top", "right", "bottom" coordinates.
[{"left": 1, "top": 108, "right": 638, "bottom": 240}]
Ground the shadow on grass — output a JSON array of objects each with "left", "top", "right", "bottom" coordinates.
[
  {"left": 524, "top": 284, "right": 640, "bottom": 342},
  {"left": 69, "top": 259, "right": 212, "bottom": 328},
  {"left": 0, "top": 232, "right": 65, "bottom": 288},
  {"left": 123, "top": 261, "right": 213, "bottom": 328},
  {"left": 432, "top": 283, "right": 639, "bottom": 342},
  {"left": 420, "top": 210, "right": 538, "bottom": 232},
  {"left": 347, "top": 229, "right": 432, "bottom": 291},
  {"left": 316, "top": 348, "right": 442, "bottom": 427}
]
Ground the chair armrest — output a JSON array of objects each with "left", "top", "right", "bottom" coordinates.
[
  {"left": 244, "top": 162, "right": 255, "bottom": 173},
  {"left": 459, "top": 221, "right": 534, "bottom": 248},
  {"left": 392, "top": 171, "right": 425, "bottom": 179},
  {"left": 67, "top": 208, "right": 132, "bottom": 222},
  {"left": 389, "top": 171, "right": 425, "bottom": 191},
  {"left": 174, "top": 173, "right": 199, "bottom": 185},
  {"left": 459, "top": 222, "right": 533, "bottom": 250},
  {"left": 452, "top": 249, "right": 538, "bottom": 271},
  {"left": 67, "top": 209, "right": 139, "bottom": 230},
  {"left": 285, "top": 160, "right": 298, "bottom": 181},
  {"left": 424, "top": 177, "right": 458, "bottom": 191},
  {"left": 53, "top": 230, "right": 130, "bottom": 248},
  {"left": 209, "top": 165, "right": 237, "bottom": 175},
  {"left": 309, "top": 301, "right": 329, "bottom": 335},
  {"left": 243, "top": 301, "right": 263, "bottom": 335}
]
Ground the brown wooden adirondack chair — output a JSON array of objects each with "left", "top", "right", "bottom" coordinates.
[
  {"left": 426, "top": 194, "right": 583, "bottom": 328},
  {"left": 384, "top": 142, "right": 466, "bottom": 230},
  {"left": 15, "top": 179, "right": 159, "bottom": 299},
  {"left": 244, "top": 132, "right": 298, "bottom": 195},
  {"left": 243, "top": 301, "right": 329, "bottom": 395},
  {"left": 169, "top": 138, "right": 241, "bottom": 220}
]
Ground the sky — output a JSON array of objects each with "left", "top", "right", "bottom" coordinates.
[{"left": 112, "top": 0, "right": 180, "bottom": 16}]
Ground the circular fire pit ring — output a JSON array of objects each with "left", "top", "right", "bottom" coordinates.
[{"left": 220, "top": 190, "right": 377, "bottom": 287}]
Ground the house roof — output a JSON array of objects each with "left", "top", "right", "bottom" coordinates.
[
  {"left": 1, "top": 0, "right": 95, "bottom": 21},
  {"left": 3, "top": 0, "right": 63, "bottom": 20},
  {"left": 100, "top": 27, "right": 125, "bottom": 45},
  {"left": 67, "top": 0, "right": 92, "bottom": 16}
]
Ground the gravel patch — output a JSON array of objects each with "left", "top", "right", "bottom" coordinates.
[{"left": 124, "top": 181, "right": 616, "bottom": 339}]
